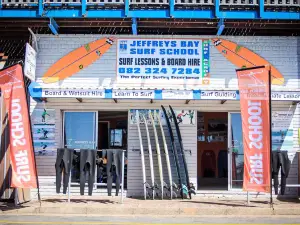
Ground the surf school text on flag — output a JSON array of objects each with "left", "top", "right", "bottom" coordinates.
[
  {"left": 0, "top": 64, "right": 38, "bottom": 188},
  {"left": 236, "top": 66, "right": 271, "bottom": 193}
]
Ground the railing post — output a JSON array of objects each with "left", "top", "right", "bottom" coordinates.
[
  {"left": 82, "top": 0, "right": 87, "bottom": 17},
  {"left": 259, "top": 0, "right": 264, "bottom": 18},
  {"left": 38, "top": 0, "right": 43, "bottom": 17},
  {"left": 169, "top": 0, "right": 174, "bottom": 18},
  {"left": 215, "top": 0, "right": 220, "bottom": 18},
  {"left": 125, "top": 0, "right": 130, "bottom": 17}
]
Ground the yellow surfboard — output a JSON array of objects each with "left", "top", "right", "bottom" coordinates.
[
  {"left": 42, "top": 37, "right": 114, "bottom": 84},
  {"left": 212, "top": 38, "right": 284, "bottom": 85}
]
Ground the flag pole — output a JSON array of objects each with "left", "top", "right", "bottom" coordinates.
[
  {"left": 268, "top": 65, "right": 273, "bottom": 206},
  {"left": 20, "top": 62, "right": 41, "bottom": 205}
]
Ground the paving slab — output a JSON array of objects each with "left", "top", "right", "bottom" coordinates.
[{"left": 1, "top": 196, "right": 300, "bottom": 216}]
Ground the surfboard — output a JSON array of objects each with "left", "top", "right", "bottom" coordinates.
[
  {"left": 0, "top": 53, "right": 8, "bottom": 70},
  {"left": 157, "top": 110, "right": 173, "bottom": 199},
  {"left": 212, "top": 38, "right": 284, "bottom": 85},
  {"left": 142, "top": 114, "right": 155, "bottom": 200},
  {"left": 169, "top": 105, "right": 195, "bottom": 199},
  {"left": 42, "top": 38, "right": 114, "bottom": 84},
  {"left": 161, "top": 105, "right": 184, "bottom": 199},
  {"left": 150, "top": 111, "right": 164, "bottom": 199},
  {"left": 136, "top": 110, "right": 147, "bottom": 200}
]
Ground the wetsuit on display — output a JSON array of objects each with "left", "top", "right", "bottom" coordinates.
[
  {"left": 103, "top": 149, "right": 123, "bottom": 196},
  {"left": 55, "top": 148, "right": 74, "bottom": 194},
  {"left": 272, "top": 150, "right": 291, "bottom": 195},
  {"left": 80, "top": 149, "right": 96, "bottom": 196}
]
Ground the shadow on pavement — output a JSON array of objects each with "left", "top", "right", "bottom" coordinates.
[
  {"left": 42, "top": 198, "right": 116, "bottom": 204},
  {"left": 0, "top": 200, "right": 30, "bottom": 212}
]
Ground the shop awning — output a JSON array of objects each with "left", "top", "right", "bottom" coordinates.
[{"left": 28, "top": 81, "right": 300, "bottom": 102}]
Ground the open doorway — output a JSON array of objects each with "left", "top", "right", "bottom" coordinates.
[
  {"left": 197, "top": 112, "right": 228, "bottom": 190},
  {"left": 97, "top": 111, "right": 128, "bottom": 189},
  {"left": 63, "top": 110, "right": 128, "bottom": 189}
]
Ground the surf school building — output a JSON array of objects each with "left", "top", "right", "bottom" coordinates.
[{"left": 28, "top": 35, "right": 300, "bottom": 198}]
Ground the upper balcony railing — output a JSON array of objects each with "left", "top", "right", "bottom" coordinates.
[{"left": 0, "top": 0, "right": 299, "bottom": 19}]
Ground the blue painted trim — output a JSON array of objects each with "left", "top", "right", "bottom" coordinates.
[
  {"left": 172, "top": 10, "right": 214, "bottom": 18},
  {"left": 125, "top": 0, "right": 129, "bottom": 17},
  {"left": 193, "top": 90, "right": 201, "bottom": 100},
  {"left": 128, "top": 10, "right": 170, "bottom": 18},
  {"left": 217, "top": 18, "right": 224, "bottom": 36},
  {"left": 215, "top": 0, "right": 220, "bottom": 17},
  {"left": 48, "top": 17, "right": 59, "bottom": 35},
  {"left": 48, "top": 24, "right": 58, "bottom": 35},
  {"left": 82, "top": 0, "right": 87, "bottom": 17},
  {"left": 132, "top": 18, "right": 137, "bottom": 35},
  {"left": 169, "top": 0, "right": 174, "bottom": 18},
  {"left": 218, "top": 11, "right": 258, "bottom": 19},
  {"left": 28, "top": 82, "right": 42, "bottom": 98},
  {"left": 259, "top": 0, "right": 264, "bottom": 18},
  {"left": 0, "top": 7, "right": 298, "bottom": 19},
  {"left": 217, "top": 18, "right": 224, "bottom": 28},
  {"left": 38, "top": 0, "right": 43, "bottom": 17},
  {"left": 155, "top": 90, "right": 162, "bottom": 100},
  {"left": 217, "top": 24, "right": 225, "bottom": 36},
  {"left": 105, "top": 89, "right": 112, "bottom": 99},
  {"left": 261, "top": 12, "right": 300, "bottom": 20}
]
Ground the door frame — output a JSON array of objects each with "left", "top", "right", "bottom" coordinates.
[{"left": 228, "top": 112, "right": 243, "bottom": 191}]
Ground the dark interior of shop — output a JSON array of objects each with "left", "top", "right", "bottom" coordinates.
[{"left": 197, "top": 112, "right": 228, "bottom": 190}]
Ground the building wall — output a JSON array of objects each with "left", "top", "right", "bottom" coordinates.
[
  {"left": 35, "top": 35, "right": 300, "bottom": 90},
  {"left": 30, "top": 35, "right": 300, "bottom": 198},
  {"left": 30, "top": 99, "right": 299, "bottom": 198}
]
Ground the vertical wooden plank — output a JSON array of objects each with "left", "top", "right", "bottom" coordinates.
[
  {"left": 0, "top": 92, "right": 13, "bottom": 200},
  {"left": 298, "top": 152, "right": 300, "bottom": 197}
]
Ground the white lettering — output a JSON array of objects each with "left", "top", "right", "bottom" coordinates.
[
  {"left": 11, "top": 99, "right": 26, "bottom": 147},
  {"left": 15, "top": 150, "right": 30, "bottom": 182},
  {"left": 248, "top": 101, "right": 263, "bottom": 150},
  {"left": 249, "top": 154, "right": 263, "bottom": 184}
]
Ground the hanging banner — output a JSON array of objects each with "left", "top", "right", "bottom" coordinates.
[
  {"left": 117, "top": 39, "right": 210, "bottom": 85},
  {"left": 236, "top": 66, "right": 271, "bottom": 193},
  {"left": 0, "top": 64, "right": 37, "bottom": 188}
]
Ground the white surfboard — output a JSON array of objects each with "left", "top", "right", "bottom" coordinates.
[
  {"left": 142, "top": 114, "right": 155, "bottom": 200},
  {"left": 157, "top": 111, "right": 173, "bottom": 199},
  {"left": 150, "top": 111, "right": 164, "bottom": 199},
  {"left": 136, "top": 111, "right": 147, "bottom": 200}
]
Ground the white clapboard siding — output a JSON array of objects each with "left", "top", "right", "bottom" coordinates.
[
  {"left": 30, "top": 98, "right": 299, "bottom": 198},
  {"left": 35, "top": 35, "right": 300, "bottom": 90},
  {"left": 30, "top": 34, "right": 300, "bottom": 198},
  {"left": 31, "top": 176, "right": 127, "bottom": 199}
]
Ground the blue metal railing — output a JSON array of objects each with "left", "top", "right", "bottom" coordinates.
[{"left": 0, "top": 0, "right": 299, "bottom": 19}]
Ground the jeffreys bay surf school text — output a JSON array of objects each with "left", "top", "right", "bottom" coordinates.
[{"left": 117, "top": 39, "right": 210, "bottom": 81}]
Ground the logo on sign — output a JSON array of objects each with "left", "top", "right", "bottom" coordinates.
[{"left": 119, "top": 41, "right": 127, "bottom": 53}]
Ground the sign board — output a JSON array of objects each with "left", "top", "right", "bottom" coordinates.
[
  {"left": 28, "top": 84, "right": 300, "bottom": 101},
  {"left": 24, "top": 43, "right": 37, "bottom": 81},
  {"left": 42, "top": 89, "right": 105, "bottom": 98},
  {"left": 112, "top": 90, "right": 154, "bottom": 99},
  {"left": 117, "top": 39, "right": 210, "bottom": 85}
]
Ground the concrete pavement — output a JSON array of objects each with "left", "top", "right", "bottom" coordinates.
[
  {"left": 1, "top": 215, "right": 300, "bottom": 225},
  {"left": 1, "top": 196, "right": 300, "bottom": 216}
]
